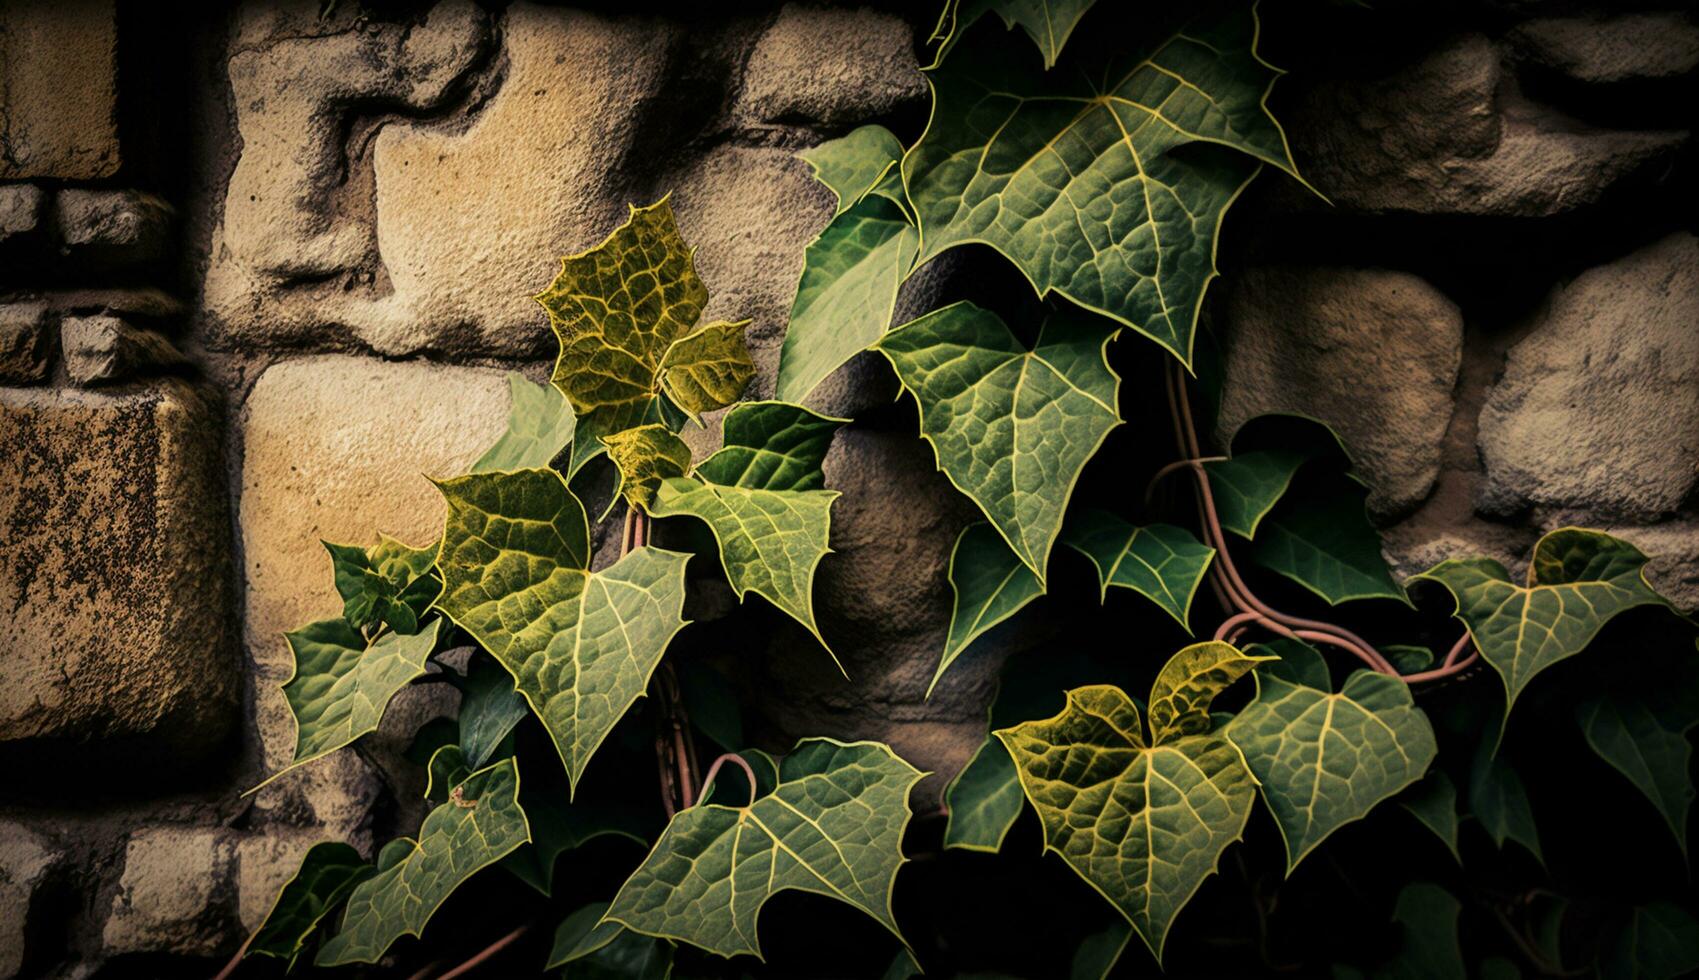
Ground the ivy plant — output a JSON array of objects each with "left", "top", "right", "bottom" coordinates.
[{"left": 235, "top": 2, "right": 1698, "bottom": 977}]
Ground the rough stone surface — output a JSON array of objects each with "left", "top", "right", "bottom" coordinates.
[
  {"left": 0, "top": 185, "right": 44, "bottom": 246},
  {"left": 1600, "top": 520, "right": 1699, "bottom": 615},
  {"left": 233, "top": 829, "right": 324, "bottom": 934},
  {"left": 54, "top": 190, "right": 174, "bottom": 269},
  {"left": 0, "top": 383, "right": 235, "bottom": 760},
  {"left": 1478, "top": 233, "right": 1699, "bottom": 522},
  {"left": 102, "top": 826, "right": 233, "bottom": 957},
  {"left": 0, "top": 1, "right": 119, "bottom": 180},
  {"left": 1288, "top": 34, "right": 1686, "bottom": 216},
  {"left": 239, "top": 356, "right": 509, "bottom": 832},
  {"left": 737, "top": 3, "right": 928, "bottom": 128},
  {"left": 61, "top": 315, "right": 183, "bottom": 387},
  {"left": 1510, "top": 14, "right": 1699, "bottom": 85},
  {"left": 0, "top": 822, "right": 60, "bottom": 979},
  {"left": 0, "top": 304, "right": 49, "bottom": 385},
  {"left": 1216, "top": 267, "right": 1465, "bottom": 519}
]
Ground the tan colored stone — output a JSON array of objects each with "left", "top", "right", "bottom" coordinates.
[
  {"left": 102, "top": 826, "right": 233, "bottom": 957},
  {"left": 61, "top": 315, "right": 183, "bottom": 387},
  {"left": 0, "top": 304, "right": 49, "bottom": 385},
  {"left": 737, "top": 4, "right": 926, "bottom": 128},
  {"left": 0, "top": 1, "right": 119, "bottom": 180},
  {"left": 0, "top": 822, "right": 59, "bottom": 979},
  {"left": 1510, "top": 14, "right": 1699, "bottom": 85},
  {"left": 234, "top": 829, "right": 328, "bottom": 933},
  {"left": 0, "top": 185, "right": 43, "bottom": 244},
  {"left": 0, "top": 383, "right": 235, "bottom": 758},
  {"left": 54, "top": 190, "right": 173, "bottom": 269}
]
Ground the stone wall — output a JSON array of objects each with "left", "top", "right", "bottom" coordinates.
[{"left": 0, "top": 0, "right": 1694, "bottom": 974}]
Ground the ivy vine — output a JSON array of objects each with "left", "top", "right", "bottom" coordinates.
[{"left": 229, "top": 2, "right": 1699, "bottom": 978}]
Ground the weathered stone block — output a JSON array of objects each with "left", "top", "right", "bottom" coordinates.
[
  {"left": 0, "top": 822, "right": 61, "bottom": 980},
  {"left": 234, "top": 829, "right": 325, "bottom": 933},
  {"left": 102, "top": 826, "right": 233, "bottom": 957},
  {"left": 1217, "top": 267, "right": 1464, "bottom": 519},
  {"left": 737, "top": 3, "right": 927, "bottom": 128},
  {"left": 1510, "top": 14, "right": 1699, "bottom": 85},
  {"left": 0, "top": 304, "right": 50, "bottom": 385},
  {"left": 239, "top": 357, "right": 509, "bottom": 830},
  {"left": 0, "top": 1, "right": 119, "bottom": 180},
  {"left": 54, "top": 190, "right": 174, "bottom": 269},
  {"left": 1287, "top": 34, "right": 1685, "bottom": 216},
  {"left": 1478, "top": 233, "right": 1699, "bottom": 522},
  {"left": 61, "top": 315, "right": 183, "bottom": 387},
  {"left": 0, "top": 185, "right": 44, "bottom": 246},
  {"left": 1600, "top": 520, "right": 1699, "bottom": 615},
  {"left": 0, "top": 383, "right": 235, "bottom": 762}
]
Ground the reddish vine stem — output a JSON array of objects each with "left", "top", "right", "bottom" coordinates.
[
  {"left": 434, "top": 923, "right": 531, "bottom": 980},
  {"left": 208, "top": 930, "right": 255, "bottom": 980},
  {"left": 696, "top": 752, "right": 759, "bottom": 807},
  {"left": 1163, "top": 361, "right": 1477, "bottom": 684},
  {"left": 626, "top": 507, "right": 700, "bottom": 814}
]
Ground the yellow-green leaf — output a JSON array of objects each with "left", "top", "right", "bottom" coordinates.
[
  {"left": 603, "top": 424, "right": 693, "bottom": 510},
  {"left": 659, "top": 319, "right": 754, "bottom": 419},
  {"left": 604, "top": 739, "right": 924, "bottom": 960},
  {"left": 798, "top": 124, "right": 906, "bottom": 218},
  {"left": 324, "top": 535, "right": 440, "bottom": 635},
  {"left": 472, "top": 372, "right": 577, "bottom": 473},
  {"left": 1147, "top": 640, "right": 1268, "bottom": 746}
]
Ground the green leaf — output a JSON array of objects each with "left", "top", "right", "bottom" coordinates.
[
  {"left": 1252, "top": 637, "right": 1330, "bottom": 690},
  {"left": 604, "top": 739, "right": 924, "bottom": 959},
  {"left": 877, "top": 302, "right": 1120, "bottom": 582},
  {"left": 1250, "top": 476, "right": 1405, "bottom": 605},
  {"left": 651, "top": 403, "right": 844, "bottom": 670},
  {"left": 1414, "top": 528, "right": 1672, "bottom": 717},
  {"left": 266, "top": 618, "right": 443, "bottom": 784},
  {"left": 504, "top": 792, "right": 647, "bottom": 897},
  {"left": 453, "top": 656, "right": 530, "bottom": 770},
  {"left": 935, "top": 522, "right": 1044, "bottom": 698},
  {"left": 1578, "top": 672, "right": 1699, "bottom": 855},
  {"left": 958, "top": 0, "right": 1099, "bottom": 69},
  {"left": 1603, "top": 903, "right": 1699, "bottom": 980},
  {"left": 549, "top": 902, "right": 675, "bottom": 977},
  {"left": 603, "top": 424, "right": 693, "bottom": 510},
  {"left": 1469, "top": 747, "right": 1542, "bottom": 863},
  {"left": 435, "top": 468, "right": 691, "bottom": 792},
  {"left": 473, "top": 372, "right": 577, "bottom": 473},
  {"left": 1147, "top": 640, "right": 1268, "bottom": 746},
  {"left": 1202, "top": 450, "right": 1307, "bottom": 539},
  {"left": 942, "top": 735, "right": 1027, "bottom": 853},
  {"left": 1071, "top": 920, "right": 1133, "bottom": 980},
  {"left": 776, "top": 195, "right": 919, "bottom": 404},
  {"left": 1225, "top": 668, "right": 1438, "bottom": 872},
  {"left": 903, "top": 5, "right": 1299, "bottom": 365},
  {"left": 799, "top": 125, "right": 905, "bottom": 217},
  {"left": 659, "top": 320, "right": 755, "bottom": 420},
  {"left": 423, "top": 744, "right": 470, "bottom": 804},
  {"left": 1062, "top": 511, "right": 1214, "bottom": 631},
  {"left": 316, "top": 760, "right": 531, "bottom": 966},
  {"left": 996, "top": 682, "right": 1256, "bottom": 962},
  {"left": 1399, "top": 772, "right": 1461, "bottom": 863},
  {"left": 1383, "top": 644, "right": 1435, "bottom": 676},
  {"left": 1383, "top": 883, "right": 1465, "bottom": 980},
  {"left": 247, "top": 842, "right": 374, "bottom": 965},
  {"left": 324, "top": 535, "right": 441, "bottom": 634}
]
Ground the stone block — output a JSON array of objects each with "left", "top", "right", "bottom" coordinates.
[
  {"left": 737, "top": 3, "right": 927, "bottom": 128},
  {"left": 1510, "top": 13, "right": 1699, "bottom": 85},
  {"left": 102, "top": 826, "right": 233, "bottom": 957},
  {"left": 61, "top": 315, "right": 183, "bottom": 387},
  {"left": 0, "top": 304, "right": 49, "bottom": 385},
  {"left": 0, "top": 185, "right": 44, "bottom": 246},
  {"left": 0, "top": 1, "right": 119, "bottom": 180},
  {"left": 1217, "top": 267, "right": 1465, "bottom": 519},
  {"left": 234, "top": 829, "right": 327, "bottom": 933},
  {"left": 54, "top": 190, "right": 174, "bottom": 269},
  {"left": 0, "top": 822, "right": 61, "bottom": 980},
  {"left": 0, "top": 383, "right": 235, "bottom": 764},
  {"left": 1479, "top": 233, "right": 1699, "bottom": 522}
]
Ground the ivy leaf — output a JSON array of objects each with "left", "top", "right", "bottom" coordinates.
[
  {"left": 658, "top": 320, "right": 755, "bottom": 420},
  {"left": 997, "top": 679, "right": 1257, "bottom": 962},
  {"left": 435, "top": 468, "right": 691, "bottom": 792},
  {"left": 935, "top": 522, "right": 1044, "bottom": 698},
  {"left": 325, "top": 535, "right": 440, "bottom": 635},
  {"left": 1469, "top": 747, "right": 1542, "bottom": 863},
  {"left": 604, "top": 739, "right": 924, "bottom": 959},
  {"left": 942, "top": 734, "right": 1028, "bottom": 853},
  {"left": 1202, "top": 450, "right": 1307, "bottom": 539},
  {"left": 1062, "top": 511, "right": 1214, "bottom": 631},
  {"left": 316, "top": 760, "right": 531, "bottom": 966},
  {"left": 536, "top": 199, "right": 747, "bottom": 472},
  {"left": 776, "top": 195, "right": 919, "bottom": 404},
  {"left": 247, "top": 842, "right": 374, "bottom": 966},
  {"left": 453, "top": 656, "right": 530, "bottom": 770},
  {"left": 1414, "top": 528, "right": 1672, "bottom": 718},
  {"left": 423, "top": 744, "right": 470, "bottom": 804},
  {"left": 504, "top": 792, "right": 648, "bottom": 897},
  {"left": 264, "top": 618, "right": 444, "bottom": 786},
  {"left": 877, "top": 302, "right": 1120, "bottom": 582},
  {"left": 955, "top": 0, "right": 1100, "bottom": 69},
  {"left": 1578, "top": 667, "right": 1699, "bottom": 855},
  {"left": 651, "top": 402, "right": 844, "bottom": 669},
  {"left": 1251, "top": 476, "right": 1405, "bottom": 605},
  {"left": 1399, "top": 772, "right": 1462, "bottom": 863},
  {"left": 903, "top": 5, "right": 1300, "bottom": 365},
  {"left": 1071, "top": 920, "right": 1133, "bottom": 980},
  {"left": 1383, "top": 883, "right": 1465, "bottom": 980},
  {"left": 1253, "top": 637, "right": 1331, "bottom": 690},
  {"left": 473, "top": 372, "right": 577, "bottom": 473},
  {"left": 549, "top": 902, "right": 674, "bottom": 977},
  {"left": 603, "top": 424, "right": 693, "bottom": 510},
  {"left": 798, "top": 124, "right": 905, "bottom": 217},
  {"left": 1225, "top": 667, "right": 1438, "bottom": 872},
  {"left": 1603, "top": 903, "right": 1699, "bottom": 980},
  {"left": 1147, "top": 640, "right": 1269, "bottom": 745}
]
